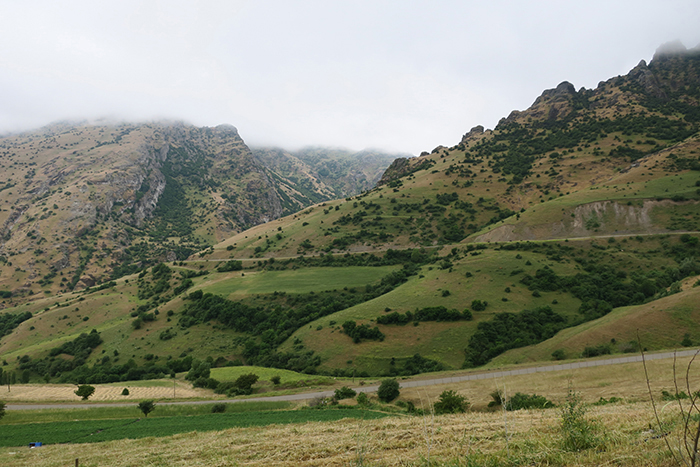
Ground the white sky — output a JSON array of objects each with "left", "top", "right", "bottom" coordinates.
[{"left": 0, "top": 1, "right": 699, "bottom": 154}]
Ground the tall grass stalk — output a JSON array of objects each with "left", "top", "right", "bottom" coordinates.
[
  {"left": 500, "top": 383, "right": 510, "bottom": 458},
  {"left": 419, "top": 391, "right": 436, "bottom": 465}
]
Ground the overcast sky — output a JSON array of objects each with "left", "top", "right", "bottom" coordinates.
[{"left": 0, "top": 1, "right": 699, "bottom": 154}]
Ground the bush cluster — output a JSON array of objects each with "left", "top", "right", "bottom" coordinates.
[{"left": 376, "top": 306, "right": 472, "bottom": 325}]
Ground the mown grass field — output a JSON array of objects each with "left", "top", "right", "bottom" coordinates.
[{"left": 0, "top": 404, "right": 675, "bottom": 466}]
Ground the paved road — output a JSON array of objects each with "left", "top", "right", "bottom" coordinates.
[{"left": 7, "top": 348, "right": 698, "bottom": 411}]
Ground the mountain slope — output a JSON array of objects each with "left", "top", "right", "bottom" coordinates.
[
  {"left": 0, "top": 122, "right": 396, "bottom": 300},
  {"left": 2, "top": 44, "right": 700, "bottom": 382}
]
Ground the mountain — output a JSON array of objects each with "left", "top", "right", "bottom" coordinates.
[
  {"left": 1, "top": 43, "right": 700, "bottom": 382},
  {"left": 252, "top": 147, "right": 404, "bottom": 203},
  {"left": 0, "top": 121, "right": 396, "bottom": 299}
]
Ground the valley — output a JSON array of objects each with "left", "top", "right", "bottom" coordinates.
[{"left": 0, "top": 44, "right": 700, "bottom": 465}]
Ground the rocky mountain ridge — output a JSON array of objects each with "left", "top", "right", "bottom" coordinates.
[{"left": 0, "top": 121, "right": 398, "bottom": 299}]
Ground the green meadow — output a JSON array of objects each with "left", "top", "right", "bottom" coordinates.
[{"left": 201, "top": 265, "right": 399, "bottom": 297}]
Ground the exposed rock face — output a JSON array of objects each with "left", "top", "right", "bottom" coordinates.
[
  {"left": 0, "top": 121, "right": 292, "bottom": 295},
  {"left": 628, "top": 60, "right": 666, "bottom": 99},
  {"left": 533, "top": 81, "right": 577, "bottom": 106},
  {"left": 474, "top": 200, "right": 689, "bottom": 243},
  {"left": 377, "top": 157, "right": 412, "bottom": 185},
  {"left": 499, "top": 81, "right": 578, "bottom": 126},
  {"left": 460, "top": 125, "right": 484, "bottom": 145}
]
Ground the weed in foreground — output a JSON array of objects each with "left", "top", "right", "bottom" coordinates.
[
  {"left": 642, "top": 344, "right": 700, "bottom": 467},
  {"left": 559, "top": 387, "right": 600, "bottom": 452}
]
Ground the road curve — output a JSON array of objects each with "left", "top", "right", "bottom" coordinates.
[{"left": 7, "top": 348, "right": 698, "bottom": 411}]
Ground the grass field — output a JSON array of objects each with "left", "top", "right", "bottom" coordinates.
[
  {"left": 201, "top": 266, "right": 399, "bottom": 297},
  {"left": 491, "top": 285, "right": 700, "bottom": 366},
  {"left": 0, "top": 408, "right": 390, "bottom": 447},
  {"left": 289, "top": 248, "right": 583, "bottom": 372},
  {"left": 2, "top": 401, "right": 292, "bottom": 425},
  {"left": 0, "top": 402, "right": 683, "bottom": 466},
  {"left": 2, "top": 353, "right": 699, "bottom": 465},
  {"left": 210, "top": 366, "right": 333, "bottom": 386}
]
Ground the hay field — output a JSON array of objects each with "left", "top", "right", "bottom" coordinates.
[
  {"left": 0, "top": 380, "right": 206, "bottom": 402},
  {"left": 0, "top": 402, "right": 678, "bottom": 466}
]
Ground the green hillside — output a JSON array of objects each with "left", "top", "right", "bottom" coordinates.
[{"left": 1, "top": 45, "right": 700, "bottom": 385}]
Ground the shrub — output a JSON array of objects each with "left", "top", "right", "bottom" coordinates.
[
  {"left": 681, "top": 334, "right": 693, "bottom": 347},
  {"left": 74, "top": 384, "right": 95, "bottom": 401},
  {"left": 121, "top": 388, "right": 129, "bottom": 396},
  {"left": 234, "top": 373, "right": 259, "bottom": 393},
  {"left": 356, "top": 392, "right": 369, "bottom": 405},
  {"left": 488, "top": 390, "right": 504, "bottom": 407},
  {"left": 211, "top": 403, "right": 227, "bottom": 413},
  {"left": 186, "top": 359, "right": 211, "bottom": 381},
  {"left": 471, "top": 299, "right": 487, "bottom": 311},
  {"left": 552, "top": 349, "right": 566, "bottom": 360},
  {"left": 270, "top": 375, "right": 281, "bottom": 386},
  {"left": 216, "top": 373, "right": 259, "bottom": 396},
  {"left": 217, "top": 260, "right": 242, "bottom": 272},
  {"left": 0, "top": 401, "right": 5, "bottom": 421},
  {"left": 334, "top": 386, "right": 357, "bottom": 400},
  {"left": 581, "top": 344, "right": 612, "bottom": 358},
  {"left": 377, "top": 379, "right": 400, "bottom": 402},
  {"left": 560, "top": 389, "right": 599, "bottom": 451},
  {"left": 433, "top": 390, "right": 470, "bottom": 414},
  {"left": 507, "top": 392, "right": 554, "bottom": 410},
  {"left": 138, "top": 400, "right": 156, "bottom": 418}
]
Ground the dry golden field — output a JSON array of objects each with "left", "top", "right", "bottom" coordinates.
[
  {"left": 0, "top": 403, "right": 681, "bottom": 466},
  {"left": 0, "top": 380, "right": 206, "bottom": 402},
  {"left": 2, "top": 353, "right": 699, "bottom": 466}
]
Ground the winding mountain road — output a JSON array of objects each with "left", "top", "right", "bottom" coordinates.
[{"left": 7, "top": 348, "right": 698, "bottom": 411}]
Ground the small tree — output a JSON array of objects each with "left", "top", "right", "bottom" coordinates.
[
  {"left": 0, "top": 401, "right": 5, "bottom": 421},
  {"left": 74, "top": 385, "right": 95, "bottom": 401},
  {"left": 138, "top": 400, "right": 156, "bottom": 417},
  {"left": 377, "top": 379, "right": 400, "bottom": 402},
  {"left": 433, "top": 390, "right": 470, "bottom": 414},
  {"left": 186, "top": 359, "right": 211, "bottom": 381},
  {"left": 334, "top": 386, "right": 357, "bottom": 400},
  {"left": 121, "top": 388, "right": 130, "bottom": 396},
  {"left": 233, "top": 373, "right": 259, "bottom": 395}
]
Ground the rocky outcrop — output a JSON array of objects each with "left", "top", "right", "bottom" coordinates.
[
  {"left": 628, "top": 59, "right": 666, "bottom": 99},
  {"left": 377, "top": 157, "right": 412, "bottom": 186},
  {"left": 460, "top": 125, "right": 484, "bottom": 145},
  {"left": 498, "top": 81, "right": 578, "bottom": 126}
]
